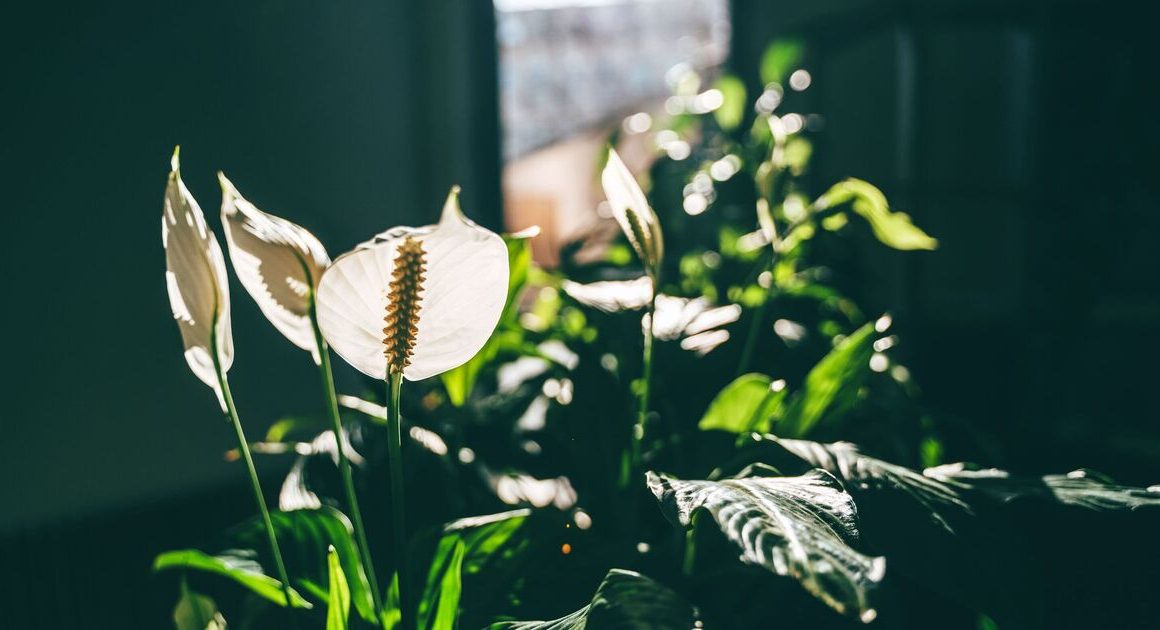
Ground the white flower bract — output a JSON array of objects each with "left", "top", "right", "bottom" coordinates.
[
  {"left": 602, "top": 148, "right": 664, "bottom": 273},
  {"left": 162, "top": 149, "right": 234, "bottom": 409},
  {"left": 219, "top": 173, "right": 331, "bottom": 363},
  {"left": 316, "top": 188, "right": 509, "bottom": 381}
]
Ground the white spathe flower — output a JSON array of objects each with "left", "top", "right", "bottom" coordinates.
[
  {"left": 162, "top": 148, "right": 234, "bottom": 409},
  {"left": 316, "top": 187, "right": 508, "bottom": 382},
  {"left": 602, "top": 148, "right": 664, "bottom": 274},
  {"left": 219, "top": 173, "right": 331, "bottom": 363}
]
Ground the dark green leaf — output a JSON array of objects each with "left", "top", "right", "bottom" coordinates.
[
  {"left": 815, "top": 179, "right": 937, "bottom": 251},
  {"left": 647, "top": 470, "right": 883, "bottom": 621},
  {"left": 779, "top": 322, "right": 877, "bottom": 437},
  {"left": 699, "top": 373, "right": 785, "bottom": 434},
  {"left": 924, "top": 464, "right": 1160, "bottom": 511},
  {"left": 487, "top": 568, "right": 695, "bottom": 630},
  {"left": 418, "top": 510, "right": 532, "bottom": 629}
]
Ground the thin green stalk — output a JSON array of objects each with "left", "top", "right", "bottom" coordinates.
[
  {"left": 631, "top": 275, "right": 659, "bottom": 484},
  {"left": 385, "top": 371, "right": 409, "bottom": 630},
  {"left": 214, "top": 367, "right": 296, "bottom": 612},
  {"left": 310, "top": 308, "right": 386, "bottom": 627}
]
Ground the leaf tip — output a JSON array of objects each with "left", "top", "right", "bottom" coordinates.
[{"left": 170, "top": 145, "right": 181, "bottom": 172}]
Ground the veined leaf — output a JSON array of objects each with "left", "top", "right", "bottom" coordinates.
[
  {"left": 487, "top": 568, "right": 695, "bottom": 629},
  {"left": 699, "top": 373, "right": 785, "bottom": 434},
  {"left": 779, "top": 321, "right": 877, "bottom": 437},
  {"left": 815, "top": 179, "right": 937, "bottom": 251},
  {"left": 924, "top": 464, "right": 1160, "bottom": 511},
  {"left": 154, "top": 549, "right": 310, "bottom": 609},
  {"left": 647, "top": 470, "right": 884, "bottom": 621},
  {"left": 754, "top": 434, "right": 970, "bottom": 532},
  {"left": 326, "top": 546, "right": 351, "bottom": 630},
  {"left": 173, "top": 580, "right": 228, "bottom": 630}
]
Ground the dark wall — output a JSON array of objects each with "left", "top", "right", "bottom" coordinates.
[
  {"left": 731, "top": 0, "right": 1160, "bottom": 480},
  {"left": 0, "top": 0, "right": 501, "bottom": 532}
]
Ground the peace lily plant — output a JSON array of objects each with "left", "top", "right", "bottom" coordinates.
[
  {"left": 161, "top": 148, "right": 296, "bottom": 612},
  {"left": 315, "top": 188, "right": 508, "bottom": 628}
]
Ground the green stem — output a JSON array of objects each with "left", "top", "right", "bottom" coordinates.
[
  {"left": 631, "top": 275, "right": 659, "bottom": 484},
  {"left": 386, "top": 371, "right": 409, "bottom": 630},
  {"left": 215, "top": 369, "right": 297, "bottom": 612},
  {"left": 310, "top": 309, "right": 387, "bottom": 628}
]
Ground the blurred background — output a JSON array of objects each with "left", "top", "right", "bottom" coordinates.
[{"left": 1, "top": 0, "right": 1157, "bottom": 626}]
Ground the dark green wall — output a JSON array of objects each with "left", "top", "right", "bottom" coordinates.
[{"left": 0, "top": 0, "right": 501, "bottom": 532}]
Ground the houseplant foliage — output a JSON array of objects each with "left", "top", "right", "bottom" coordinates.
[{"left": 156, "top": 40, "right": 1159, "bottom": 630}]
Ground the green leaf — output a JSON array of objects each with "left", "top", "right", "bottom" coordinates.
[
  {"left": 924, "top": 464, "right": 1160, "bottom": 511},
  {"left": 779, "top": 322, "right": 877, "bottom": 437},
  {"left": 712, "top": 74, "right": 746, "bottom": 131},
  {"left": 173, "top": 580, "right": 228, "bottom": 630},
  {"left": 417, "top": 510, "right": 531, "bottom": 629},
  {"left": 698, "top": 373, "right": 785, "bottom": 434},
  {"left": 815, "top": 179, "right": 937, "bottom": 250},
  {"left": 442, "top": 232, "right": 535, "bottom": 406},
  {"left": 155, "top": 549, "right": 310, "bottom": 609},
  {"left": 326, "top": 546, "right": 351, "bottom": 630},
  {"left": 647, "top": 470, "right": 883, "bottom": 622},
  {"left": 487, "top": 568, "right": 695, "bottom": 629},
  {"left": 760, "top": 39, "right": 804, "bottom": 86}
]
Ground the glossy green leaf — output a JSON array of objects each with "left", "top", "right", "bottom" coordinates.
[
  {"left": 698, "top": 373, "right": 785, "bottom": 434},
  {"left": 487, "top": 568, "right": 695, "bottom": 629},
  {"left": 418, "top": 510, "right": 532, "bottom": 629},
  {"left": 924, "top": 464, "right": 1160, "bottom": 511},
  {"left": 760, "top": 39, "right": 804, "bottom": 86},
  {"left": 712, "top": 74, "right": 746, "bottom": 131},
  {"left": 155, "top": 549, "right": 310, "bottom": 609},
  {"left": 173, "top": 580, "right": 227, "bottom": 630},
  {"left": 753, "top": 434, "right": 971, "bottom": 532},
  {"left": 647, "top": 470, "right": 884, "bottom": 622},
  {"left": 326, "top": 546, "right": 351, "bottom": 630},
  {"left": 779, "top": 322, "right": 877, "bottom": 437},
  {"left": 815, "top": 179, "right": 937, "bottom": 250}
]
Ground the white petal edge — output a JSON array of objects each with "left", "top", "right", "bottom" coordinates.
[
  {"left": 602, "top": 148, "right": 664, "bottom": 269},
  {"left": 219, "top": 173, "right": 330, "bottom": 363},
  {"left": 316, "top": 188, "right": 509, "bottom": 382},
  {"left": 162, "top": 149, "right": 233, "bottom": 409}
]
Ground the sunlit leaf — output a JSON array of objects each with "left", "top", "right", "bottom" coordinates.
[
  {"left": 173, "top": 580, "right": 228, "bottom": 630},
  {"left": 419, "top": 510, "right": 532, "bottom": 629},
  {"left": 924, "top": 464, "right": 1160, "bottom": 511},
  {"left": 161, "top": 147, "right": 233, "bottom": 410},
  {"left": 760, "top": 39, "right": 804, "bottom": 86},
  {"left": 487, "top": 568, "right": 695, "bottom": 629},
  {"left": 712, "top": 74, "right": 747, "bottom": 131},
  {"left": 699, "top": 373, "right": 785, "bottom": 434},
  {"left": 779, "top": 321, "right": 878, "bottom": 437},
  {"left": 754, "top": 434, "right": 970, "bottom": 532},
  {"left": 815, "top": 179, "right": 937, "bottom": 251},
  {"left": 647, "top": 470, "right": 884, "bottom": 621},
  {"left": 219, "top": 173, "right": 330, "bottom": 363},
  {"left": 325, "top": 546, "right": 351, "bottom": 630},
  {"left": 154, "top": 549, "right": 310, "bottom": 609},
  {"left": 562, "top": 277, "right": 653, "bottom": 313}
]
